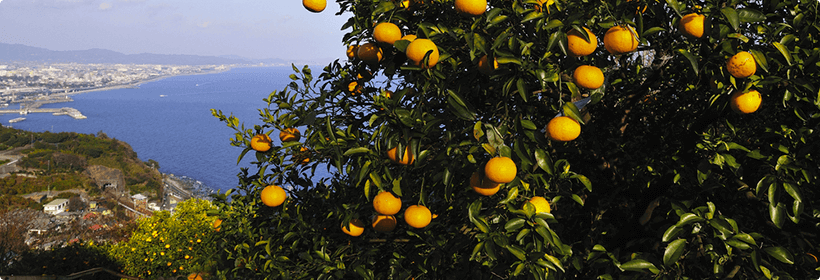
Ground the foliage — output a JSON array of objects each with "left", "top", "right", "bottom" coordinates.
[
  {"left": 4, "top": 241, "right": 121, "bottom": 279},
  {"left": 110, "top": 198, "right": 219, "bottom": 279},
  {"left": 211, "top": 0, "right": 819, "bottom": 279}
]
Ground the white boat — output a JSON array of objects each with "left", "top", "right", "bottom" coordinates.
[
  {"left": 9, "top": 117, "right": 25, "bottom": 123},
  {"left": 160, "top": 95, "right": 167, "bottom": 97}
]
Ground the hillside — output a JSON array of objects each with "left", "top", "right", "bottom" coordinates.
[{"left": 0, "top": 127, "right": 163, "bottom": 212}]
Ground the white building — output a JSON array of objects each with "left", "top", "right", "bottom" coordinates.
[{"left": 44, "top": 199, "right": 69, "bottom": 215}]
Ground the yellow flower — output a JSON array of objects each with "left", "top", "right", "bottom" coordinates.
[
  {"left": 196, "top": 239, "right": 202, "bottom": 243},
  {"left": 161, "top": 252, "right": 165, "bottom": 256},
  {"left": 167, "top": 262, "right": 172, "bottom": 266},
  {"left": 165, "top": 244, "right": 170, "bottom": 249},
  {"left": 185, "top": 255, "right": 190, "bottom": 259}
]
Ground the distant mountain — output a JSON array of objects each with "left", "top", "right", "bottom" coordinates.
[{"left": 0, "top": 43, "right": 306, "bottom": 65}]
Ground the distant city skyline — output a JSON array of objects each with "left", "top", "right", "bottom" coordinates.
[{"left": 0, "top": 0, "right": 349, "bottom": 62}]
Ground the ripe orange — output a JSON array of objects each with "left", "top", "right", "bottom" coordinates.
[
  {"left": 212, "top": 219, "right": 222, "bottom": 232},
  {"left": 346, "top": 45, "right": 359, "bottom": 60},
  {"left": 260, "top": 185, "right": 286, "bottom": 207},
  {"left": 373, "top": 191, "right": 402, "bottom": 215},
  {"left": 357, "top": 42, "right": 383, "bottom": 65},
  {"left": 679, "top": 13, "right": 706, "bottom": 38},
  {"left": 279, "top": 128, "right": 301, "bottom": 142},
  {"left": 603, "top": 25, "right": 639, "bottom": 55},
  {"left": 726, "top": 52, "right": 756, "bottom": 79},
  {"left": 372, "top": 215, "right": 397, "bottom": 232},
  {"left": 374, "top": 22, "right": 402, "bottom": 45},
  {"left": 298, "top": 146, "right": 310, "bottom": 165},
  {"left": 387, "top": 146, "right": 414, "bottom": 165},
  {"left": 525, "top": 196, "right": 551, "bottom": 214},
  {"left": 406, "top": 39, "right": 439, "bottom": 68},
  {"left": 573, "top": 65, "right": 604, "bottom": 90},
  {"left": 250, "top": 134, "right": 272, "bottom": 152},
  {"left": 730, "top": 89, "right": 762, "bottom": 114},
  {"left": 187, "top": 272, "right": 204, "bottom": 280},
  {"left": 341, "top": 218, "right": 366, "bottom": 236},
  {"left": 478, "top": 55, "right": 498, "bottom": 75},
  {"left": 484, "top": 157, "right": 517, "bottom": 184},
  {"left": 455, "top": 0, "right": 487, "bottom": 16},
  {"left": 401, "top": 34, "right": 417, "bottom": 42},
  {"left": 347, "top": 81, "right": 363, "bottom": 95},
  {"left": 404, "top": 205, "right": 432, "bottom": 228},
  {"left": 470, "top": 172, "right": 500, "bottom": 196},
  {"left": 303, "top": 0, "right": 326, "bottom": 13},
  {"left": 547, "top": 116, "right": 581, "bottom": 142},
  {"left": 567, "top": 27, "right": 598, "bottom": 57}
]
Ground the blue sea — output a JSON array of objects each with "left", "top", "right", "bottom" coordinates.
[{"left": 2, "top": 66, "right": 328, "bottom": 193}]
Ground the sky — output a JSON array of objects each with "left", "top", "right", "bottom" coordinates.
[{"left": 0, "top": 0, "right": 350, "bottom": 62}]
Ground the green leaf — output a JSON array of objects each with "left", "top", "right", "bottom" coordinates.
[
  {"left": 343, "top": 147, "right": 372, "bottom": 156},
  {"left": 772, "top": 42, "right": 793, "bottom": 66},
  {"left": 535, "top": 149, "right": 554, "bottom": 175},
  {"left": 662, "top": 225, "right": 683, "bottom": 242},
  {"left": 506, "top": 245, "right": 527, "bottom": 261},
  {"left": 763, "top": 246, "right": 795, "bottom": 264},
  {"left": 737, "top": 8, "right": 766, "bottom": 23},
  {"left": 769, "top": 203, "right": 785, "bottom": 229},
  {"left": 676, "top": 213, "right": 704, "bottom": 227},
  {"left": 749, "top": 49, "right": 769, "bottom": 73},
  {"left": 663, "top": 239, "right": 687, "bottom": 267},
  {"left": 781, "top": 182, "right": 803, "bottom": 202},
  {"left": 505, "top": 218, "right": 526, "bottom": 232},
  {"left": 677, "top": 49, "right": 699, "bottom": 76},
  {"left": 562, "top": 102, "right": 584, "bottom": 125},
  {"left": 571, "top": 174, "right": 592, "bottom": 192},
  {"left": 520, "top": 119, "right": 537, "bottom": 130},
  {"left": 447, "top": 90, "right": 477, "bottom": 120},
  {"left": 620, "top": 259, "right": 658, "bottom": 272},
  {"left": 473, "top": 121, "right": 485, "bottom": 140},
  {"left": 721, "top": 7, "right": 740, "bottom": 32}
]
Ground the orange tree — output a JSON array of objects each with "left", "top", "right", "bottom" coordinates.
[
  {"left": 110, "top": 198, "right": 219, "bottom": 278},
  {"left": 210, "top": 0, "right": 819, "bottom": 278}
]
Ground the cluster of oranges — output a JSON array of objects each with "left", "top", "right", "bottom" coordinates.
[
  {"left": 342, "top": 191, "right": 433, "bottom": 237},
  {"left": 250, "top": 127, "right": 307, "bottom": 208}
]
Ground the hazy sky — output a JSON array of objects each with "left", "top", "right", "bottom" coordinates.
[{"left": 0, "top": 0, "right": 349, "bottom": 61}]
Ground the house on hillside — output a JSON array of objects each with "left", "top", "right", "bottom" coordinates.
[
  {"left": 43, "top": 198, "right": 69, "bottom": 215},
  {"left": 131, "top": 194, "right": 148, "bottom": 209}
]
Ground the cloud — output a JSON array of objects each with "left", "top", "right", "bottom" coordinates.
[
  {"left": 99, "top": 2, "right": 112, "bottom": 10},
  {"left": 197, "top": 21, "right": 210, "bottom": 28}
]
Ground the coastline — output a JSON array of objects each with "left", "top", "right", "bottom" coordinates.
[{"left": 55, "top": 67, "right": 236, "bottom": 97}]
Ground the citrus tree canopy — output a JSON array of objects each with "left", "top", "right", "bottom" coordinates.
[{"left": 210, "top": 0, "right": 819, "bottom": 278}]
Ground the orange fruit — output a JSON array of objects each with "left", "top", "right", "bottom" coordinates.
[
  {"left": 374, "top": 22, "right": 402, "bottom": 45},
  {"left": 373, "top": 191, "right": 402, "bottom": 215},
  {"left": 484, "top": 157, "right": 517, "bottom": 184},
  {"left": 603, "top": 25, "right": 639, "bottom": 55},
  {"left": 346, "top": 45, "right": 359, "bottom": 60},
  {"left": 357, "top": 42, "right": 383, "bottom": 65},
  {"left": 406, "top": 38, "right": 439, "bottom": 68},
  {"left": 525, "top": 196, "right": 551, "bottom": 214},
  {"left": 401, "top": 34, "right": 417, "bottom": 42},
  {"left": 730, "top": 89, "right": 762, "bottom": 114},
  {"left": 478, "top": 55, "right": 498, "bottom": 75},
  {"left": 187, "top": 272, "right": 204, "bottom": 280},
  {"left": 250, "top": 134, "right": 272, "bottom": 152},
  {"left": 347, "top": 81, "right": 363, "bottom": 95},
  {"left": 547, "top": 116, "right": 581, "bottom": 142},
  {"left": 567, "top": 27, "right": 598, "bottom": 57},
  {"left": 470, "top": 172, "right": 501, "bottom": 196},
  {"left": 455, "top": 0, "right": 487, "bottom": 16},
  {"left": 387, "top": 146, "right": 414, "bottom": 165},
  {"left": 573, "top": 65, "right": 604, "bottom": 90},
  {"left": 404, "top": 205, "right": 432, "bottom": 228},
  {"left": 279, "top": 128, "right": 301, "bottom": 142},
  {"left": 303, "top": 0, "right": 327, "bottom": 13},
  {"left": 212, "top": 219, "right": 222, "bottom": 232},
  {"left": 679, "top": 13, "right": 706, "bottom": 38},
  {"left": 260, "top": 185, "right": 286, "bottom": 207},
  {"left": 400, "top": 0, "right": 411, "bottom": 9},
  {"left": 372, "top": 215, "right": 397, "bottom": 232},
  {"left": 341, "top": 218, "right": 366, "bottom": 236},
  {"left": 726, "top": 51, "right": 756, "bottom": 79},
  {"left": 298, "top": 147, "right": 310, "bottom": 165},
  {"left": 533, "top": 0, "right": 554, "bottom": 13}
]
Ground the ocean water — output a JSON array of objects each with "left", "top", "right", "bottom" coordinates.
[{"left": 2, "top": 66, "right": 324, "bottom": 192}]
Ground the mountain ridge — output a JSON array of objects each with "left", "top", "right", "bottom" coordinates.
[{"left": 0, "top": 42, "right": 324, "bottom": 65}]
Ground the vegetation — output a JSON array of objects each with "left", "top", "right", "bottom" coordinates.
[
  {"left": 109, "top": 198, "right": 219, "bottom": 279},
  {"left": 210, "top": 0, "right": 819, "bottom": 279}
]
